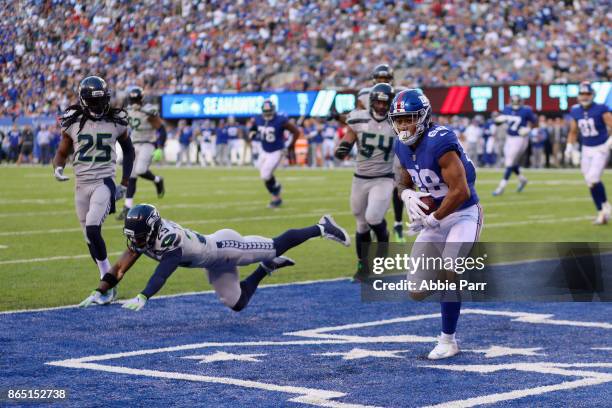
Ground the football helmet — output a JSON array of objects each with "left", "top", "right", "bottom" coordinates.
[
  {"left": 578, "top": 81, "right": 594, "bottom": 108},
  {"left": 128, "top": 86, "right": 144, "bottom": 106},
  {"left": 79, "top": 76, "right": 111, "bottom": 119},
  {"left": 261, "top": 99, "right": 276, "bottom": 120},
  {"left": 510, "top": 94, "right": 522, "bottom": 110},
  {"left": 389, "top": 89, "right": 432, "bottom": 145},
  {"left": 369, "top": 83, "right": 394, "bottom": 121},
  {"left": 371, "top": 64, "right": 394, "bottom": 84},
  {"left": 124, "top": 204, "right": 161, "bottom": 253}
]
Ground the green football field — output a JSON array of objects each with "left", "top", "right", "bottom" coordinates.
[{"left": 1, "top": 165, "right": 611, "bottom": 311}]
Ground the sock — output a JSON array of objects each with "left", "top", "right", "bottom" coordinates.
[
  {"left": 272, "top": 225, "right": 321, "bottom": 256},
  {"left": 139, "top": 170, "right": 156, "bottom": 181},
  {"left": 441, "top": 301, "right": 461, "bottom": 335},
  {"left": 87, "top": 243, "right": 97, "bottom": 263},
  {"left": 232, "top": 265, "right": 268, "bottom": 311},
  {"left": 518, "top": 174, "right": 527, "bottom": 183},
  {"left": 392, "top": 187, "right": 403, "bottom": 223},
  {"left": 96, "top": 258, "right": 111, "bottom": 279},
  {"left": 125, "top": 198, "right": 133, "bottom": 208},
  {"left": 126, "top": 177, "right": 137, "bottom": 200},
  {"left": 264, "top": 176, "right": 279, "bottom": 195},
  {"left": 369, "top": 219, "right": 389, "bottom": 242},
  {"left": 498, "top": 179, "right": 508, "bottom": 190},
  {"left": 154, "top": 176, "right": 161, "bottom": 183},
  {"left": 355, "top": 230, "right": 372, "bottom": 260},
  {"left": 590, "top": 182, "right": 606, "bottom": 211},
  {"left": 503, "top": 167, "right": 512, "bottom": 180},
  {"left": 440, "top": 332, "right": 456, "bottom": 342}
]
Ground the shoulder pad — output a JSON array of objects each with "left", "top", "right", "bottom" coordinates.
[
  {"left": 346, "top": 109, "right": 371, "bottom": 125},
  {"left": 142, "top": 104, "right": 159, "bottom": 116},
  {"left": 357, "top": 87, "right": 371, "bottom": 96}
]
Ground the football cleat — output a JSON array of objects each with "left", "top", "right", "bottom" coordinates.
[
  {"left": 428, "top": 336, "right": 460, "bottom": 360},
  {"left": 95, "top": 287, "right": 117, "bottom": 305},
  {"left": 260, "top": 256, "right": 295, "bottom": 275},
  {"left": 393, "top": 223, "right": 406, "bottom": 243},
  {"left": 116, "top": 206, "right": 129, "bottom": 221},
  {"left": 318, "top": 215, "right": 351, "bottom": 247},
  {"left": 516, "top": 179, "right": 528, "bottom": 193},
  {"left": 492, "top": 187, "right": 504, "bottom": 196},
  {"left": 351, "top": 260, "right": 368, "bottom": 283},
  {"left": 593, "top": 210, "right": 610, "bottom": 225},
  {"left": 267, "top": 198, "right": 282, "bottom": 209},
  {"left": 155, "top": 177, "right": 165, "bottom": 198}
]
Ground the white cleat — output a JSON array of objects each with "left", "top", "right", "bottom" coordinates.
[
  {"left": 593, "top": 211, "right": 610, "bottom": 225},
  {"left": 318, "top": 215, "right": 351, "bottom": 247},
  {"left": 428, "top": 337, "right": 460, "bottom": 360},
  {"left": 95, "top": 287, "right": 118, "bottom": 305}
]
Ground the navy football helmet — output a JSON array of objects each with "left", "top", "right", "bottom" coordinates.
[
  {"left": 388, "top": 89, "right": 432, "bottom": 145},
  {"left": 261, "top": 99, "right": 276, "bottom": 120},
  {"left": 578, "top": 81, "right": 594, "bottom": 108},
  {"left": 371, "top": 64, "right": 394, "bottom": 84},
  {"left": 79, "top": 76, "right": 111, "bottom": 119},
  {"left": 510, "top": 94, "right": 522, "bottom": 110},
  {"left": 369, "top": 83, "right": 394, "bottom": 121},
  {"left": 124, "top": 204, "right": 161, "bottom": 253},
  {"left": 128, "top": 86, "right": 144, "bottom": 106}
]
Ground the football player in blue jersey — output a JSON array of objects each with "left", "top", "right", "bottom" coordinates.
[
  {"left": 492, "top": 95, "right": 537, "bottom": 196},
  {"left": 565, "top": 81, "right": 612, "bottom": 224},
  {"left": 249, "top": 99, "right": 303, "bottom": 208},
  {"left": 390, "top": 89, "right": 484, "bottom": 360}
]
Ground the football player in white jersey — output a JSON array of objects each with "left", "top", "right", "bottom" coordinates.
[
  {"left": 78, "top": 204, "right": 350, "bottom": 311},
  {"left": 116, "top": 87, "right": 166, "bottom": 220},
  {"left": 357, "top": 64, "right": 408, "bottom": 242},
  {"left": 53, "top": 76, "right": 135, "bottom": 303},
  {"left": 335, "top": 83, "right": 395, "bottom": 280}
]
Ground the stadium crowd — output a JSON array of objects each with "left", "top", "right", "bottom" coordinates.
[{"left": 2, "top": 0, "right": 610, "bottom": 117}]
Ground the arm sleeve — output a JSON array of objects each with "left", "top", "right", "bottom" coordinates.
[
  {"left": 118, "top": 134, "right": 135, "bottom": 179},
  {"left": 141, "top": 248, "right": 182, "bottom": 298}
]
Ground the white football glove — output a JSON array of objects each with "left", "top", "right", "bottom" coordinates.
[
  {"left": 122, "top": 294, "right": 147, "bottom": 311},
  {"left": 422, "top": 213, "right": 441, "bottom": 229},
  {"left": 564, "top": 143, "right": 580, "bottom": 165},
  {"left": 407, "top": 219, "right": 424, "bottom": 236},
  {"left": 78, "top": 290, "right": 103, "bottom": 308},
  {"left": 401, "top": 189, "right": 432, "bottom": 220},
  {"left": 518, "top": 127, "right": 531, "bottom": 137},
  {"left": 115, "top": 184, "right": 127, "bottom": 201},
  {"left": 54, "top": 166, "right": 70, "bottom": 182}
]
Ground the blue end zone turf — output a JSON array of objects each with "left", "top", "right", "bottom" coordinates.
[{"left": 1, "top": 279, "right": 611, "bottom": 407}]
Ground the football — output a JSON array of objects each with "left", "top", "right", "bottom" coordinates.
[{"left": 421, "top": 196, "right": 438, "bottom": 215}]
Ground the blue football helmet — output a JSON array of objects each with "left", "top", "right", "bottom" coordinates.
[
  {"left": 79, "top": 76, "right": 111, "bottom": 119},
  {"left": 369, "top": 83, "right": 394, "bottom": 121},
  {"left": 578, "top": 81, "right": 594, "bottom": 108},
  {"left": 261, "top": 99, "right": 276, "bottom": 120},
  {"left": 124, "top": 204, "right": 161, "bottom": 253},
  {"left": 389, "top": 89, "right": 432, "bottom": 145}
]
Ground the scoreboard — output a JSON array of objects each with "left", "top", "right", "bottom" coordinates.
[
  {"left": 426, "top": 82, "right": 612, "bottom": 115},
  {"left": 161, "top": 82, "right": 612, "bottom": 119}
]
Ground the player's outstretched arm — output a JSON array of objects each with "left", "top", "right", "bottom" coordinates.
[
  {"left": 52, "top": 133, "right": 73, "bottom": 181},
  {"left": 122, "top": 248, "right": 182, "bottom": 311},
  {"left": 434, "top": 151, "right": 471, "bottom": 221},
  {"left": 334, "top": 127, "right": 357, "bottom": 159},
  {"left": 79, "top": 248, "right": 141, "bottom": 308},
  {"left": 285, "top": 121, "right": 302, "bottom": 148}
]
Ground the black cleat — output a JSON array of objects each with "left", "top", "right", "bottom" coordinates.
[
  {"left": 155, "top": 177, "right": 165, "bottom": 198},
  {"left": 267, "top": 198, "right": 282, "bottom": 209}
]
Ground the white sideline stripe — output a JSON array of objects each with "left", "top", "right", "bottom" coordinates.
[
  {"left": 0, "top": 251, "right": 124, "bottom": 265},
  {"left": 0, "top": 277, "right": 350, "bottom": 315},
  {"left": 44, "top": 361, "right": 377, "bottom": 408},
  {"left": 0, "top": 245, "right": 7, "bottom": 249},
  {"left": 0, "top": 210, "right": 345, "bottom": 237}
]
